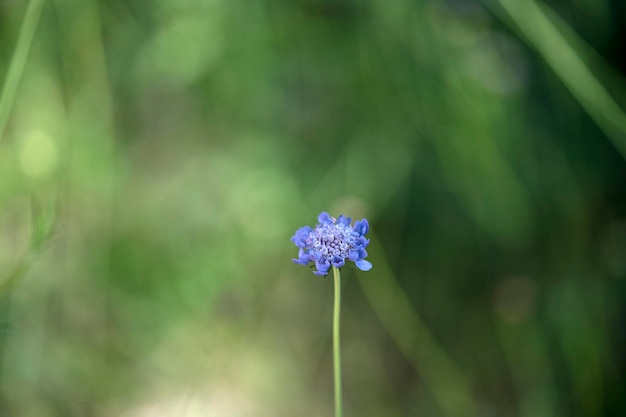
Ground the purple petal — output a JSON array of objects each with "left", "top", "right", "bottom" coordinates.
[
  {"left": 331, "top": 256, "right": 345, "bottom": 268},
  {"left": 315, "top": 259, "right": 330, "bottom": 272},
  {"left": 353, "top": 219, "right": 369, "bottom": 236},
  {"left": 348, "top": 250, "right": 359, "bottom": 261},
  {"left": 355, "top": 237, "right": 370, "bottom": 248},
  {"left": 291, "top": 226, "right": 313, "bottom": 247},
  {"left": 313, "top": 270, "right": 328, "bottom": 276},
  {"left": 353, "top": 236, "right": 369, "bottom": 247},
  {"left": 337, "top": 215, "right": 351, "bottom": 226},
  {"left": 355, "top": 259, "right": 372, "bottom": 271},
  {"left": 309, "top": 251, "right": 322, "bottom": 262},
  {"left": 318, "top": 212, "right": 333, "bottom": 224},
  {"left": 298, "top": 248, "right": 310, "bottom": 264}
]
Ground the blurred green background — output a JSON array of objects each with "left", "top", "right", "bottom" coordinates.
[{"left": 0, "top": 0, "right": 625, "bottom": 416}]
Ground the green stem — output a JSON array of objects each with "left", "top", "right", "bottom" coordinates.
[{"left": 332, "top": 266, "right": 343, "bottom": 417}]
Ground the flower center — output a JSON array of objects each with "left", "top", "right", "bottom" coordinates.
[{"left": 310, "top": 223, "right": 355, "bottom": 261}]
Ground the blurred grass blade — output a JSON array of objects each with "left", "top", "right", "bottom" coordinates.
[
  {"left": 358, "top": 233, "right": 476, "bottom": 417},
  {"left": 0, "top": 260, "right": 29, "bottom": 299},
  {"left": 487, "top": 0, "right": 626, "bottom": 158},
  {"left": 0, "top": 193, "right": 57, "bottom": 381},
  {"left": 0, "top": 0, "right": 46, "bottom": 142},
  {"left": 30, "top": 193, "right": 58, "bottom": 253},
  {"left": 0, "top": 194, "right": 57, "bottom": 297}
]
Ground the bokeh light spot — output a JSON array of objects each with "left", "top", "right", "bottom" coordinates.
[
  {"left": 136, "top": 15, "right": 223, "bottom": 86},
  {"left": 18, "top": 130, "right": 58, "bottom": 179}
]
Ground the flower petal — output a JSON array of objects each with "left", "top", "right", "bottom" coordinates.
[
  {"left": 291, "top": 226, "right": 312, "bottom": 247},
  {"left": 298, "top": 248, "right": 310, "bottom": 264},
  {"left": 355, "top": 236, "right": 370, "bottom": 248},
  {"left": 353, "top": 219, "right": 369, "bottom": 236},
  {"left": 331, "top": 256, "right": 345, "bottom": 268},
  {"left": 309, "top": 251, "right": 322, "bottom": 262},
  {"left": 313, "top": 270, "right": 328, "bottom": 276},
  {"left": 292, "top": 249, "right": 310, "bottom": 265},
  {"left": 337, "top": 215, "right": 351, "bottom": 226},
  {"left": 355, "top": 259, "right": 372, "bottom": 271},
  {"left": 318, "top": 212, "right": 333, "bottom": 224},
  {"left": 315, "top": 259, "right": 330, "bottom": 272}
]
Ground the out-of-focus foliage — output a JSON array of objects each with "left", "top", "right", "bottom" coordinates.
[{"left": 0, "top": 0, "right": 625, "bottom": 416}]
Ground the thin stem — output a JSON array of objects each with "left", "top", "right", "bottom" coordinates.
[{"left": 332, "top": 266, "right": 343, "bottom": 417}]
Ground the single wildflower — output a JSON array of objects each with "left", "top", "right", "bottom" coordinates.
[{"left": 291, "top": 212, "right": 372, "bottom": 276}]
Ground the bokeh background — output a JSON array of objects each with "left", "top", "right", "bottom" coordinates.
[{"left": 0, "top": 0, "right": 625, "bottom": 416}]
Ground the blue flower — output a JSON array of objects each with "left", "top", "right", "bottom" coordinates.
[{"left": 291, "top": 212, "right": 372, "bottom": 276}]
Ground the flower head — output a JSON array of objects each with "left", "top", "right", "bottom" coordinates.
[{"left": 291, "top": 212, "right": 372, "bottom": 276}]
